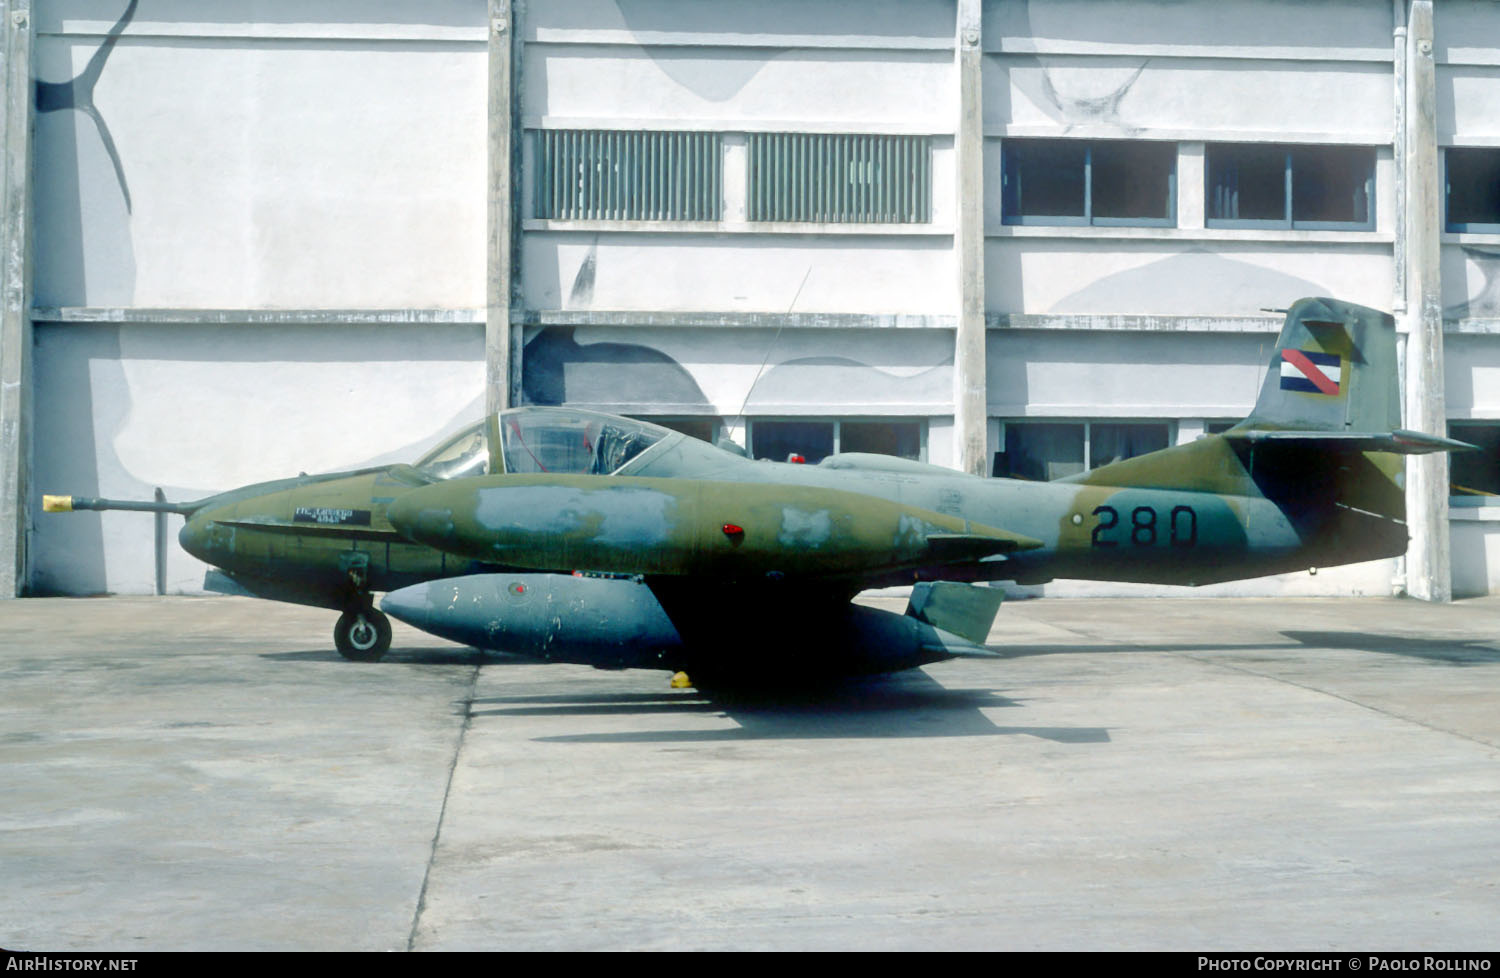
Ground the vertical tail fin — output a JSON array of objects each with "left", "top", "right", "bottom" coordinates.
[{"left": 1236, "top": 297, "right": 1399, "bottom": 435}]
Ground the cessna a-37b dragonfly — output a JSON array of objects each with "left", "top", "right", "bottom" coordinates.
[{"left": 45, "top": 298, "right": 1472, "bottom": 679}]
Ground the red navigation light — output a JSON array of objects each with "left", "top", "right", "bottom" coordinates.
[
  {"left": 722, "top": 523, "right": 745, "bottom": 538},
  {"left": 788, "top": 454, "right": 805, "bottom": 464}
]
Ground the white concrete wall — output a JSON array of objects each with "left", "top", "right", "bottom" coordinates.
[
  {"left": 526, "top": 0, "right": 955, "bottom": 45},
  {"left": 30, "top": 322, "right": 485, "bottom": 596},
  {"left": 522, "top": 233, "right": 957, "bottom": 315},
  {"left": 986, "top": 240, "right": 1394, "bottom": 317},
  {"left": 984, "top": 0, "right": 1392, "bottom": 57},
  {"left": 987, "top": 330, "right": 1272, "bottom": 418},
  {"left": 1445, "top": 334, "right": 1500, "bottom": 419},
  {"left": 526, "top": 45, "right": 953, "bottom": 132},
  {"left": 525, "top": 324, "right": 954, "bottom": 418},
  {"left": 1451, "top": 511, "right": 1499, "bottom": 599},
  {"left": 31, "top": 0, "right": 488, "bottom": 309},
  {"left": 987, "top": 56, "right": 1392, "bottom": 142}
]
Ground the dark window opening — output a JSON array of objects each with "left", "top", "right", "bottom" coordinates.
[
  {"left": 1449, "top": 422, "right": 1500, "bottom": 497},
  {"left": 1002, "top": 139, "right": 1175, "bottom": 227},
  {"left": 994, "top": 423, "right": 1085, "bottom": 481},
  {"left": 1445, "top": 148, "right": 1500, "bottom": 232},
  {"left": 1209, "top": 143, "right": 1288, "bottom": 223},
  {"left": 1291, "top": 146, "right": 1372, "bottom": 225},
  {"left": 641, "top": 417, "right": 718, "bottom": 444},
  {"left": 1092, "top": 141, "right": 1177, "bottom": 222},
  {"left": 1089, "top": 422, "right": 1169, "bottom": 467},
  {"left": 1207, "top": 143, "right": 1373, "bottom": 229},
  {"left": 1003, "top": 140, "right": 1087, "bottom": 222},
  {"left": 840, "top": 421, "right": 922, "bottom": 460},
  {"left": 751, "top": 421, "right": 835, "bottom": 464},
  {"left": 993, "top": 420, "right": 1171, "bottom": 480},
  {"left": 749, "top": 419, "right": 925, "bottom": 465}
]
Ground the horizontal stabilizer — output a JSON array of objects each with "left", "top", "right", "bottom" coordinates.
[
  {"left": 1225, "top": 428, "right": 1477, "bottom": 455},
  {"left": 906, "top": 581, "right": 1005, "bottom": 646}
]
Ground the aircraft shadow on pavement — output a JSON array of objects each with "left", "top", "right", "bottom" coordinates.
[
  {"left": 1280, "top": 631, "right": 1500, "bottom": 665},
  {"left": 472, "top": 670, "right": 1111, "bottom": 744},
  {"left": 259, "top": 646, "right": 524, "bottom": 666},
  {"left": 992, "top": 634, "right": 1500, "bottom": 666}
]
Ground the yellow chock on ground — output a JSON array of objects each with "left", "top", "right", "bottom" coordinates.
[{"left": 669, "top": 671, "right": 693, "bottom": 689}]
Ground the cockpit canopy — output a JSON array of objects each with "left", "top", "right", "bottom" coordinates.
[
  {"left": 413, "top": 408, "right": 675, "bottom": 481},
  {"left": 498, "top": 409, "right": 668, "bottom": 475}
]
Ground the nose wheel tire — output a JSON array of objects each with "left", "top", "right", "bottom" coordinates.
[{"left": 335, "top": 608, "right": 392, "bottom": 661}]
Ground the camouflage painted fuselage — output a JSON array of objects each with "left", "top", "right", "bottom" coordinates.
[{"left": 385, "top": 431, "right": 1408, "bottom": 592}]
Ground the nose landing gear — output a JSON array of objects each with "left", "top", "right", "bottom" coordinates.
[
  {"left": 335, "top": 605, "right": 392, "bottom": 661},
  {"left": 334, "top": 555, "right": 390, "bottom": 661}
]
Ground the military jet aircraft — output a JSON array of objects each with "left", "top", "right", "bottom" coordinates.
[
  {"left": 43, "top": 296, "right": 1472, "bottom": 677},
  {"left": 374, "top": 297, "right": 1473, "bottom": 681}
]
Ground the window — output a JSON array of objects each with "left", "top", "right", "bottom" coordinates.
[
  {"left": 1445, "top": 148, "right": 1500, "bottom": 233},
  {"left": 1001, "top": 139, "right": 1176, "bottom": 226},
  {"left": 1206, "top": 143, "right": 1374, "bottom": 229},
  {"left": 993, "top": 420, "right": 1171, "bottom": 480},
  {"left": 639, "top": 417, "right": 719, "bottom": 444},
  {"left": 746, "top": 133, "right": 931, "bottom": 223},
  {"left": 1448, "top": 422, "right": 1500, "bottom": 497},
  {"left": 533, "top": 129, "right": 722, "bottom": 222},
  {"left": 748, "top": 419, "right": 925, "bottom": 465}
]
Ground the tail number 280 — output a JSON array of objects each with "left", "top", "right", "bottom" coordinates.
[{"left": 1090, "top": 505, "right": 1197, "bottom": 548}]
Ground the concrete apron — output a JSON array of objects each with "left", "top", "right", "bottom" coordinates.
[{"left": 2, "top": 593, "right": 1498, "bottom": 951}]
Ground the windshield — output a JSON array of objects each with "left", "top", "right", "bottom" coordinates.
[
  {"left": 499, "top": 410, "right": 668, "bottom": 475},
  {"left": 414, "top": 420, "right": 492, "bottom": 481}
]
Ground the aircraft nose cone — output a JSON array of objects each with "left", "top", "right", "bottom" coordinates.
[{"left": 178, "top": 516, "right": 213, "bottom": 562}]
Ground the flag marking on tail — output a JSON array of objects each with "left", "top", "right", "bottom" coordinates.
[{"left": 1279, "top": 349, "right": 1341, "bottom": 395}]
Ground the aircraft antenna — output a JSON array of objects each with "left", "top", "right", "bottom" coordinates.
[{"left": 730, "top": 265, "right": 812, "bottom": 446}]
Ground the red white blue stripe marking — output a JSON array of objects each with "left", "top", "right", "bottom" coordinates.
[{"left": 1280, "top": 349, "right": 1341, "bottom": 395}]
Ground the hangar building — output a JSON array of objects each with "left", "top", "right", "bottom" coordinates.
[{"left": 1, "top": 0, "right": 1496, "bottom": 599}]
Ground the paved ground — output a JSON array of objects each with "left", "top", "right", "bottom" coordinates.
[{"left": 2, "top": 593, "right": 1497, "bottom": 951}]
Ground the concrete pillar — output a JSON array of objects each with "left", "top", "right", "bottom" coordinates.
[
  {"left": 485, "top": 0, "right": 516, "bottom": 414},
  {"left": 1402, "top": 0, "right": 1451, "bottom": 602},
  {"left": 1, "top": 0, "right": 34, "bottom": 598},
  {"left": 954, "top": 0, "right": 987, "bottom": 476}
]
